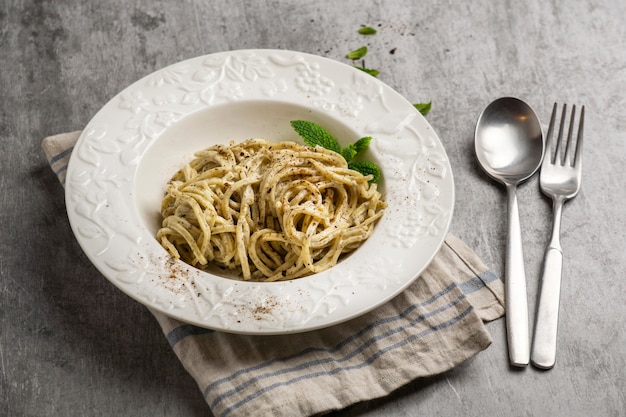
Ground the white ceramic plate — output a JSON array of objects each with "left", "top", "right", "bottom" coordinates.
[{"left": 65, "top": 49, "right": 454, "bottom": 334}]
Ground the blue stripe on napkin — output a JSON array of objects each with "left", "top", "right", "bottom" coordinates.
[
  {"left": 459, "top": 270, "right": 498, "bottom": 295},
  {"left": 49, "top": 146, "right": 74, "bottom": 165},
  {"left": 166, "top": 324, "right": 214, "bottom": 347}
]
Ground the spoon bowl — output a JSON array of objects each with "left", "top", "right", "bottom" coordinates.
[
  {"left": 476, "top": 97, "right": 544, "bottom": 184},
  {"left": 475, "top": 97, "right": 544, "bottom": 367}
]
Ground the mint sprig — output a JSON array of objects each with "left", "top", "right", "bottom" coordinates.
[
  {"left": 348, "top": 161, "right": 381, "bottom": 183},
  {"left": 290, "top": 120, "right": 340, "bottom": 153},
  {"left": 354, "top": 66, "right": 380, "bottom": 77},
  {"left": 290, "top": 120, "right": 381, "bottom": 183},
  {"left": 358, "top": 26, "right": 377, "bottom": 35},
  {"left": 340, "top": 136, "right": 371, "bottom": 161},
  {"left": 346, "top": 46, "right": 368, "bottom": 60},
  {"left": 413, "top": 101, "right": 432, "bottom": 116}
]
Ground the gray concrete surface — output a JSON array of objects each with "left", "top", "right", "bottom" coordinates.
[{"left": 1, "top": 0, "right": 624, "bottom": 416}]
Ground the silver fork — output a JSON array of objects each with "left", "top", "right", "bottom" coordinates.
[{"left": 531, "top": 103, "right": 584, "bottom": 369}]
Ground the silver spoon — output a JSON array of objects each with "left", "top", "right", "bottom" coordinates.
[{"left": 475, "top": 97, "right": 544, "bottom": 367}]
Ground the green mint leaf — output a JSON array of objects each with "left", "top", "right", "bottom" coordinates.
[
  {"left": 413, "top": 101, "right": 432, "bottom": 116},
  {"left": 290, "top": 120, "right": 341, "bottom": 153},
  {"left": 340, "top": 146, "right": 357, "bottom": 162},
  {"left": 358, "top": 26, "right": 377, "bottom": 35},
  {"left": 346, "top": 46, "right": 368, "bottom": 60},
  {"left": 354, "top": 66, "right": 379, "bottom": 77},
  {"left": 340, "top": 137, "right": 371, "bottom": 163},
  {"left": 351, "top": 136, "right": 372, "bottom": 157},
  {"left": 348, "top": 161, "right": 381, "bottom": 183},
  {"left": 291, "top": 120, "right": 382, "bottom": 183}
]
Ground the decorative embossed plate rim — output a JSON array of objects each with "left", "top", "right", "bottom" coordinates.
[{"left": 65, "top": 49, "right": 454, "bottom": 335}]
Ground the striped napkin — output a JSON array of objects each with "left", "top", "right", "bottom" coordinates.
[{"left": 43, "top": 131, "right": 504, "bottom": 417}]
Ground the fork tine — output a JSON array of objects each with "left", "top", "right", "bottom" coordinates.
[
  {"left": 563, "top": 105, "right": 577, "bottom": 166},
  {"left": 574, "top": 105, "right": 585, "bottom": 168},
  {"left": 554, "top": 103, "right": 567, "bottom": 165},
  {"left": 553, "top": 104, "right": 567, "bottom": 165},
  {"left": 545, "top": 103, "right": 559, "bottom": 164}
]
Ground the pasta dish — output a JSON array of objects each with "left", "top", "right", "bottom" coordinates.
[{"left": 157, "top": 139, "right": 385, "bottom": 281}]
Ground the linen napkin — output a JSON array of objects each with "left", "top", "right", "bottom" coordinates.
[{"left": 43, "top": 131, "right": 505, "bottom": 417}]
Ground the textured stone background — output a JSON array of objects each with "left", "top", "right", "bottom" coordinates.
[{"left": 1, "top": 0, "right": 624, "bottom": 416}]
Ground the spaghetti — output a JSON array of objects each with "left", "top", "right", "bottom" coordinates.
[{"left": 157, "top": 139, "right": 385, "bottom": 281}]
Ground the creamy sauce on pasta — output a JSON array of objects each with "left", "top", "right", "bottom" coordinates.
[{"left": 157, "top": 139, "right": 385, "bottom": 281}]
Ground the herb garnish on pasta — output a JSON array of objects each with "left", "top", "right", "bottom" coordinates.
[{"left": 290, "top": 120, "right": 381, "bottom": 183}]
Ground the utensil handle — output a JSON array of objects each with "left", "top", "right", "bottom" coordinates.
[
  {"left": 505, "top": 185, "right": 530, "bottom": 367},
  {"left": 531, "top": 247, "right": 563, "bottom": 369}
]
